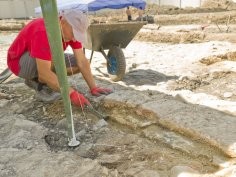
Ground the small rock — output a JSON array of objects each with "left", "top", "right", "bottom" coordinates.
[
  {"left": 43, "top": 106, "right": 47, "bottom": 115},
  {"left": 140, "top": 121, "right": 153, "bottom": 128},
  {"left": 132, "top": 63, "right": 137, "bottom": 68},
  {"left": 179, "top": 76, "right": 189, "bottom": 81},
  {"left": 0, "top": 164, "right": 4, "bottom": 170},
  {"left": 12, "top": 104, "right": 21, "bottom": 113},
  {"left": 75, "top": 143, "right": 93, "bottom": 157},
  {"left": 18, "top": 143, "right": 24, "bottom": 149},
  {"left": 55, "top": 119, "right": 67, "bottom": 130},
  {"left": 110, "top": 169, "right": 118, "bottom": 177},
  {"left": 101, "top": 167, "right": 109, "bottom": 176},
  {"left": 26, "top": 145, "right": 32, "bottom": 150},
  {"left": 0, "top": 99, "right": 10, "bottom": 108},
  {"left": 14, "top": 119, "right": 37, "bottom": 130},
  {"left": 76, "top": 129, "right": 87, "bottom": 139},
  {"left": 0, "top": 92, "right": 8, "bottom": 99},
  {"left": 93, "top": 119, "right": 108, "bottom": 131},
  {"left": 15, "top": 102, "right": 34, "bottom": 114}
]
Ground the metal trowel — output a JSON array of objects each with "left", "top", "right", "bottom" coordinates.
[{"left": 85, "top": 105, "right": 109, "bottom": 120}]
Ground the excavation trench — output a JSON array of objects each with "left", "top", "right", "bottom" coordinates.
[
  {"left": 0, "top": 77, "right": 234, "bottom": 176},
  {"left": 40, "top": 90, "right": 229, "bottom": 176}
]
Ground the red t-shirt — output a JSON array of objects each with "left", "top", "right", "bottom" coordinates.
[{"left": 7, "top": 18, "right": 82, "bottom": 75}]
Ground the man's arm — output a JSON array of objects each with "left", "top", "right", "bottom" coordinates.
[
  {"left": 72, "top": 48, "right": 96, "bottom": 90},
  {"left": 72, "top": 48, "right": 113, "bottom": 96},
  {"left": 36, "top": 58, "right": 90, "bottom": 108},
  {"left": 35, "top": 58, "right": 74, "bottom": 94}
]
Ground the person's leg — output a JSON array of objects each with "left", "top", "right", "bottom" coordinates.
[
  {"left": 18, "top": 52, "right": 43, "bottom": 90},
  {"left": 18, "top": 52, "right": 60, "bottom": 103},
  {"left": 19, "top": 52, "right": 79, "bottom": 81},
  {"left": 128, "top": 15, "right": 132, "bottom": 21}
]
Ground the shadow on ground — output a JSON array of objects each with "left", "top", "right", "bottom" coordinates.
[{"left": 123, "top": 69, "right": 179, "bottom": 86}]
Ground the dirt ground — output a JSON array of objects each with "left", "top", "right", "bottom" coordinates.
[{"left": 1, "top": 3, "right": 236, "bottom": 177}]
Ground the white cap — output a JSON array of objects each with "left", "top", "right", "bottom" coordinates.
[{"left": 62, "top": 10, "right": 89, "bottom": 44}]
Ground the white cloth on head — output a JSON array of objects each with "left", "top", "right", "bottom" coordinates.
[{"left": 62, "top": 10, "right": 89, "bottom": 44}]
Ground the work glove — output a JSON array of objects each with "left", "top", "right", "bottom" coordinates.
[
  {"left": 70, "top": 90, "right": 90, "bottom": 109},
  {"left": 90, "top": 87, "right": 113, "bottom": 96}
]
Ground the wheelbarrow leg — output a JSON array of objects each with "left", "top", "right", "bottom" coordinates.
[
  {"left": 90, "top": 50, "right": 94, "bottom": 63},
  {"left": 100, "top": 49, "right": 108, "bottom": 61}
]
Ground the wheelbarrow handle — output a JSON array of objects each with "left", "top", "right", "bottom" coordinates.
[{"left": 0, "top": 68, "right": 12, "bottom": 84}]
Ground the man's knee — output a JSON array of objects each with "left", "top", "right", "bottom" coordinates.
[
  {"left": 66, "top": 67, "right": 80, "bottom": 75},
  {"left": 64, "top": 53, "right": 77, "bottom": 67}
]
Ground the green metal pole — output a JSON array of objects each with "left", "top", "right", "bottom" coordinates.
[{"left": 40, "top": 0, "right": 80, "bottom": 146}]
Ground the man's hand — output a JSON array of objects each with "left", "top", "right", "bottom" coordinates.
[
  {"left": 90, "top": 87, "right": 113, "bottom": 96},
  {"left": 70, "top": 90, "right": 90, "bottom": 108}
]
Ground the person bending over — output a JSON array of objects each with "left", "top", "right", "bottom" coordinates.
[{"left": 7, "top": 10, "right": 112, "bottom": 108}]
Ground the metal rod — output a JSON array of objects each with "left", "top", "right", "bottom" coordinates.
[
  {"left": 86, "top": 105, "right": 108, "bottom": 120},
  {"left": 40, "top": 0, "right": 79, "bottom": 147}
]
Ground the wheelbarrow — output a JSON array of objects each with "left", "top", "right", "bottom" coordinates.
[{"left": 84, "top": 21, "right": 146, "bottom": 81}]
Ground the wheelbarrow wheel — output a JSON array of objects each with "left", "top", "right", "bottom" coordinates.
[
  {"left": 0, "top": 68, "right": 12, "bottom": 84},
  {"left": 107, "top": 46, "right": 126, "bottom": 82}
]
